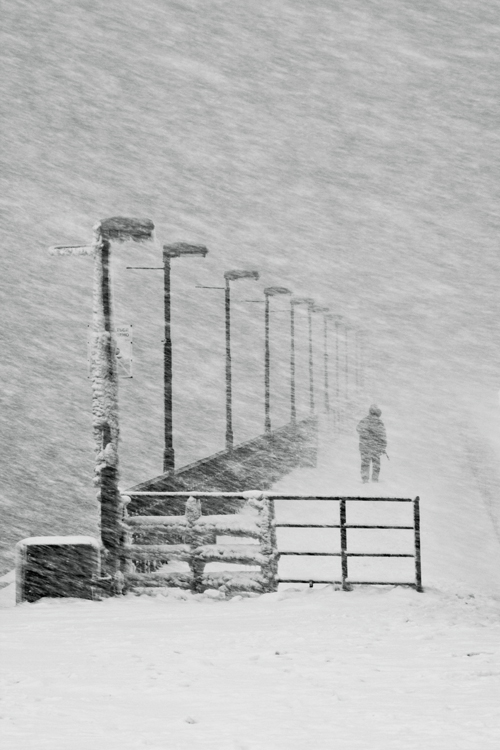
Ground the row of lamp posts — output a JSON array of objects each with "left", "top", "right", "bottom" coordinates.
[
  {"left": 157, "top": 253, "right": 364, "bottom": 470},
  {"left": 49, "top": 218, "right": 364, "bottom": 584}
]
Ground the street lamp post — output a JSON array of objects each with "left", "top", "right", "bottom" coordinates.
[
  {"left": 290, "top": 299, "right": 298, "bottom": 423},
  {"left": 327, "top": 314, "right": 343, "bottom": 422},
  {"left": 50, "top": 217, "right": 155, "bottom": 581},
  {"left": 344, "top": 323, "right": 352, "bottom": 403},
  {"left": 162, "top": 243, "right": 208, "bottom": 472},
  {"left": 127, "top": 242, "right": 208, "bottom": 473},
  {"left": 224, "top": 270, "right": 259, "bottom": 450},
  {"left": 264, "top": 286, "right": 292, "bottom": 434},
  {"left": 291, "top": 298, "right": 315, "bottom": 419},
  {"left": 356, "top": 329, "right": 365, "bottom": 391},
  {"left": 312, "top": 306, "right": 330, "bottom": 414}
]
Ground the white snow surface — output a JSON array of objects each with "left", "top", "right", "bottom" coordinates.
[{"left": 2, "top": 413, "right": 500, "bottom": 749}]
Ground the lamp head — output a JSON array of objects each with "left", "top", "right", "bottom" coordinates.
[
  {"left": 164, "top": 242, "right": 208, "bottom": 258},
  {"left": 99, "top": 217, "right": 155, "bottom": 243},
  {"left": 291, "top": 296, "right": 314, "bottom": 307},
  {"left": 49, "top": 217, "right": 155, "bottom": 255},
  {"left": 264, "top": 286, "right": 292, "bottom": 297},
  {"left": 224, "top": 269, "right": 259, "bottom": 281}
]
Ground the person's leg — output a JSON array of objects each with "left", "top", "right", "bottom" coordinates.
[
  {"left": 372, "top": 454, "right": 381, "bottom": 481},
  {"left": 360, "top": 452, "right": 370, "bottom": 482}
]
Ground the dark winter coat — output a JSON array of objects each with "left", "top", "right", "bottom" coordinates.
[{"left": 356, "top": 415, "right": 387, "bottom": 456}]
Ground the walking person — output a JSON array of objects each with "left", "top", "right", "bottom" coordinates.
[{"left": 356, "top": 405, "right": 387, "bottom": 483}]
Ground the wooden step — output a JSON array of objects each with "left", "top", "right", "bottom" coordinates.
[
  {"left": 193, "top": 544, "right": 267, "bottom": 565},
  {"left": 126, "top": 515, "right": 187, "bottom": 530},
  {"left": 203, "top": 570, "right": 268, "bottom": 593},
  {"left": 196, "top": 515, "right": 260, "bottom": 538},
  {"left": 125, "top": 570, "right": 193, "bottom": 589},
  {"left": 123, "top": 544, "right": 190, "bottom": 561}
]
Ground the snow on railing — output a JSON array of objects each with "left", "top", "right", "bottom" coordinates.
[{"left": 120, "top": 491, "right": 279, "bottom": 595}]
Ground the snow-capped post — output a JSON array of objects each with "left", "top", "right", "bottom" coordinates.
[
  {"left": 49, "top": 217, "right": 155, "bottom": 588},
  {"left": 258, "top": 494, "right": 279, "bottom": 591},
  {"left": 185, "top": 495, "right": 204, "bottom": 591}
]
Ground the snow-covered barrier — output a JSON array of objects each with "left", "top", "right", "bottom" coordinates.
[{"left": 122, "top": 492, "right": 279, "bottom": 595}]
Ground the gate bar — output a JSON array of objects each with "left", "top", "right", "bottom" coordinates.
[{"left": 414, "top": 496, "right": 422, "bottom": 592}]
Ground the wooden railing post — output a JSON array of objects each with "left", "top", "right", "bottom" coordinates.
[
  {"left": 259, "top": 495, "right": 279, "bottom": 592},
  {"left": 185, "top": 496, "right": 204, "bottom": 592}
]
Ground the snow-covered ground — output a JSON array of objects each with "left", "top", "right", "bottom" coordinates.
[{"left": 2, "top": 409, "right": 500, "bottom": 749}]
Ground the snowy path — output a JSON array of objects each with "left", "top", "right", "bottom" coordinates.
[
  {"left": 1, "top": 585, "right": 500, "bottom": 749},
  {"left": 2, "top": 413, "right": 500, "bottom": 748}
]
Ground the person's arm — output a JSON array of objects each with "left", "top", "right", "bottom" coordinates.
[{"left": 380, "top": 424, "right": 387, "bottom": 451}]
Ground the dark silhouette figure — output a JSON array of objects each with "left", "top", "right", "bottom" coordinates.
[{"left": 356, "top": 405, "right": 387, "bottom": 483}]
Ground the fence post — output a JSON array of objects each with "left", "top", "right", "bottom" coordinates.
[
  {"left": 413, "top": 496, "right": 423, "bottom": 592},
  {"left": 258, "top": 495, "right": 279, "bottom": 592},
  {"left": 340, "top": 498, "right": 349, "bottom": 591},
  {"left": 185, "top": 496, "right": 204, "bottom": 592}
]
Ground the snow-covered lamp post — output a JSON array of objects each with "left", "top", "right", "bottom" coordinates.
[
  {"left": 264, "top": 286, "right": 292, "bottom": 434},
  {"left": 223, "top": 270, "right": 260, "bottom": 450},
  {"left": 49, "top": 217, "right": 155, "bottom": 585}
]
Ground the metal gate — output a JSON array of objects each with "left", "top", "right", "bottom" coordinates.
[{"left": 274, "top": 495, "right": 422, "bottom": 591}]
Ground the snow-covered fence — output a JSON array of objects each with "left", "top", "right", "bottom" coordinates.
[
  {"left": 120, "top": 493, "right": 421, "bottom": 596},
  {"left": 121, "top": 492, "right": 279, "bottom": 595}
]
